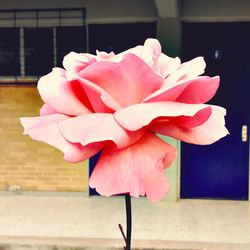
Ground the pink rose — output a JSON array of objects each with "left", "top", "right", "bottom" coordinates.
[{"left": 20, "top": 39, "right": 228, "bottom": 202}]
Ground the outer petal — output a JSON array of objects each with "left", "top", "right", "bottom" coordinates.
[
  {"left": 164, "top": 57, "right": 206, "bottom": 87},
  {"left": 38, "top": 68, "right": 93, "bottom": 115},
  {"left": 138, "top": 38, "right": 162, "bottom": 67},
  {"left": 114, "top": 101, "right": 209, "bottom": 131},
  {"left": 20, "top": 114, "right": 104, "bottom": 162},
  {"left": 155, "top": 54, "right": 181, "bottom": 78},
  {"left": 172, "top": 106, "right": 211, "bottom": 128},
  {"left": 79, "top": 53, "right": 164, "bottom": 107},
  {"left": 59, "top": 113, "right": 144, "bottom": 149},
  {"left": 149, "top": 106, "right": 229, "bottom": 145},
  {"left": 89, "top": 132, "right": 177, "bottom": 202},
  {"left": 144, "top": 76, "right": 220, "bottom": 104},
  {"left": 116, "top": 38, "right": 161, "bottom": 67},
  {"left": 63, "top": 52, "right": 97, "bottom": 73},
  {"left": 96, "top": 51, "right": 117, "bottom": 61}
]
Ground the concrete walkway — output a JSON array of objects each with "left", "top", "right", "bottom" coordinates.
[{"left": 0, "top": 191, "right": 249, "bottom": 250}]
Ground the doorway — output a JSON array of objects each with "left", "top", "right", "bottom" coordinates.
[{"left": 181, "top": 22, "right": 250, "bottom": 200}]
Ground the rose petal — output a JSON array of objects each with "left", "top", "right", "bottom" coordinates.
[
  {"left": 63, "top": 52, "right": 97, "bottom": 73},
  {"left": 37, "top": 68, "right": 92, "bottom": 115},
  {"left": 149, "top": 106, "right": 229, "bottom": 145},
  {"left": 89, "top": 132, "right": 177, "bottom": 202},
  {"left": 114, "top": 101, "right": 209, "bottom": 131},
  {"left": 172, "top": 106, "right": 212, "bottom": 128},
  {"left": 96, "top": 50, "right": 117, "bottom": 61},
  {"left": 40, "top": 104, "right": 57, "bottom": 116},
  {"left": 59, "top": 113, "right": 144, "bottom": 149},
  {"left": 139, "top": 38, "right": 162, "bottom": 67},
  {"left": 117, "top": 39, "right": 162, "bottom": 67},
  {"left": 144, "top": 76, "right": 220, "bottom": 104},
  {"left": 67, "top": 73, "right": 121, "bottom": 112},
  {"left": 155, "top": 54, "right": 181, "bottom": 78},
  {"left": 176, "top": 76, "right": 219, "bottom": 103},
  {"left": 79, "top": 53, "right": 164, "bottom": 107},
  {"left": 164, "top": 57, "right": 206, "bottom": 87},
  {"left": 20, "top": 114, "right": 104, "bottom": 162},
  {"left": 117, "top": 39, "right": 181, "bottom": 78}
]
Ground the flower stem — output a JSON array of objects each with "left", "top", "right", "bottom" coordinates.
[{"left": 125, "top": 193, "right": 132, "bottom": 250}]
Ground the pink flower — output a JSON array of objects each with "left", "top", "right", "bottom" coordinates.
[{"left": 20, "top": 39, "right": 228, "bottom": 202}]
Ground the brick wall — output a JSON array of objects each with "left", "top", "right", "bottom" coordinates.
[{"left": 0, "top": 85, "right": 88, "bottom": 192}]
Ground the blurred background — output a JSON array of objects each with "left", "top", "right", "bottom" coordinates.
[{"left": 0, "top": 0, "right": 249, "bottom": 202}]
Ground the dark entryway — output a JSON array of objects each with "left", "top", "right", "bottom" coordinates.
[{"left": 181, "top": 22, "right": 250, "bottom": 200}]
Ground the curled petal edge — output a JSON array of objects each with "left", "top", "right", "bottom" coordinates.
[
  {"left": 20, "top": 114, "right": 104, "bottom": 163},
  {"left": 58, "top": 113, "right": 144, "bottom": 149},
  {"left": 149, "top": 105, "right": 229, "bottom": 145},
  {"left": 114, "top": 101, "right": 211, "bottom": 131}
]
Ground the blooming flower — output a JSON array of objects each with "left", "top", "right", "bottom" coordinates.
[{"left": 20, "top": 39, "right": 228, "bottom": 202}]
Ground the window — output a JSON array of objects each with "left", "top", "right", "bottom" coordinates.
[
  {"left": 56, "top": 26, "right": 87, "bottom": 67},
  {"left": 0, "top": 28, "right": 20, "bottom": 76},
  {"left": 24, "top": 28, "right": 53, "bottom": 76},
  {"left": 89, "top": 23, "right": 157, "bottom": 54},
  {"left": 0, "top": 9, "right": 86, "bottom": 80}
]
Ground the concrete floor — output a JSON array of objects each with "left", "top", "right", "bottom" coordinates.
[{"left": 0, "top": 191, "right": 249, "bottom": 250}]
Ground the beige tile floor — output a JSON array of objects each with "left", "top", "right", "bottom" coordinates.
[{"left": 0, "top": 191, "right": 249, "bottom": 249}]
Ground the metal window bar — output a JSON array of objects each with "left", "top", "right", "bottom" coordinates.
[
  {"left": 0, "top": 8, "right": 86, "bottom": 84},
  {"left": 0, "top": 8, "right": 86, "bottom": 23}
]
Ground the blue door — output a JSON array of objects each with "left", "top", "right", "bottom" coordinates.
[{"left": 181, "top": 23, "right": 249, "bottom": 200}]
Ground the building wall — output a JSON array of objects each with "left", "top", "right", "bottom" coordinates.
[
  {"left": 0, "top": 85, "right": 88, "bottom": 192},
  {"left": 180, "top": 0, "right": 250, "bottom": 22},
  {"left": 0, "top": 0, "right": 157, "bottom": 23}
]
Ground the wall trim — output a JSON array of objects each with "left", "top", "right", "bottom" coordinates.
[
  {"left": 181, "top": 16, "right": 250, "bottom": 23},
  {"left": 86, "top": 17, "right": 157, "bottom": 24}
]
